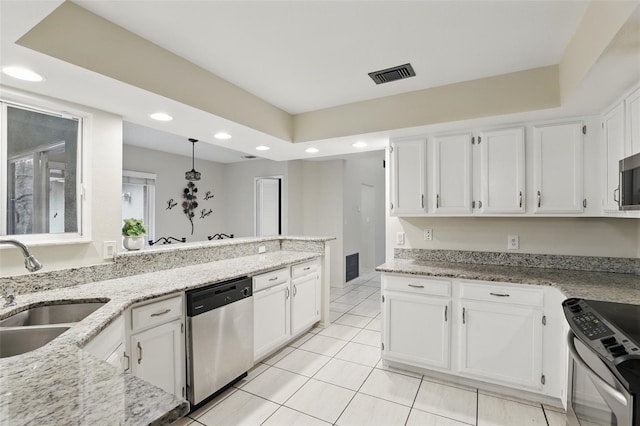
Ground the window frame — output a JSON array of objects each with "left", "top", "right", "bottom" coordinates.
[
  {"left": 0, "top": 90, "right": 92, "bottom": 246},
  {"left": 122, "top": 170, "right": 156, "bottom": 244}
]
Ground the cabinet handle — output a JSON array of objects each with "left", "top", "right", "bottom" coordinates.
[
  {"left": 436, "top": 194, "right": 440, "bottom": 208},
  {"left": 150, "top": 308, "right": 171, "bottom": 317},
  {"left": 293, "top": 285, "right": 297, "bottom": 296},
  {"left": 408, "top": 284, "right": 424, "bottom": 289},
  {"left": 444, "top": 305, "right": 447, "bottom": 322},
  {"left": 489, "top": 292, "right": 510, "bottom": 297},
  {"left": 304, "top": 267, "right": 311, "bottom": 271},
  {"left": 137, "top": 342, "right": 142, "bottom": 364},
  {"left": 421, "top": 194, "right": 424, "bottom": 208},
  {"left": 537, "top": 191, "right": 541, "bottom": 208},
  {"left": 462, "top": 307, "right": 466, "bottom": 324},
  {"left": 613, "top": 188, "right": 620, "bottom": 203},
  {"left": 519, "top": 191, "right": 522, "bottom": 208},
  {"left": 123, "top": 351, "right": 130, "bottom": 371},
  {"left": 285, "top": 287, "right": 290, "bottom": 299},
  {"left": 269, "top": 276, "right": 278, "bottom": 282},
  {"left": 478, "top": 200, "right": 482, "bottom": 209}
]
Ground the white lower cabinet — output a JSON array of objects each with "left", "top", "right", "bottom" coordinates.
[
  {"left": 291, "top": 272, "right": 320, "bottom": 336},
  {"left": 126, "top": 295, "right": 186, "bottom": 399},
  {"left": 458, "top": 300, "right": 543, "bottom": 389},
  {"left": 254, "top": 281, "right": 291, "bottom": 360},
  {"left": 131, "top": 319, "right": 185, "bottom": 398},
  {"left": 383, "top": 290, "right": 450, "bottom": 370}
]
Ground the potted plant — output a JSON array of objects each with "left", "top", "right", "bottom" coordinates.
[{"left": 122, "top": 218, "right": 147, "bottom": 250}]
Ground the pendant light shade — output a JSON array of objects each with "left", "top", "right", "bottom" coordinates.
[{"left": 185, "top": 138, "right": 201, "bottom": 181}]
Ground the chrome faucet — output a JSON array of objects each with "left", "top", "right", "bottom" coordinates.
[{"left": 0, "top": 239, "right": 43, "bottom": 272}]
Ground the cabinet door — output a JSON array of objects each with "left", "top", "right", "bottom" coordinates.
[
  {"left": 433, "top": 133, "right": 472, "bottom": 213},
  {"left": 131, "top": 319, "right": 185, "bottom": 398},
  {"left": 254, "top": 281, "right": 291, "bottom": 361},
  {"left": 383, "top": 291, "right": 450, "bottom": 370},
  {"left": 479, "top": 128, "right": 525, "bottom": 213},
  {"left": 626, "top": 87, "right": 640, "bottom": 155},
  {"left": 458, "top": 301, "right": 543, "bottom": 389},
  {"left": 603, "top": 104, "right": 625, "bottom": 211},
  {"left": 291, "top": 274, "right": 319, "bottom": 336},
  {"left": 533, "top": 122, "right": 584, "bottom": 213},
  {"left": 390, "top": 138, "right": 427, "bottom": 215}
]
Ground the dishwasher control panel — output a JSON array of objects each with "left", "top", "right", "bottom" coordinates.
[{"left": 186, "top": 276, "right": 252, "bottom": 316}]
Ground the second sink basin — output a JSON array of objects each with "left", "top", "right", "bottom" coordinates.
[
  {"left": 0, "top": 326, "right": 70, "bottom": 358},
  {"left": 0, "top": 302, "right": 106, "bottom": 327}
]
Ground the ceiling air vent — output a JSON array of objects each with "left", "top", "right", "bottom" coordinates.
[
  {"left": 242, "top": 155, "right": 257, "bottom": 159},
  {"left": 368, "top": 63, "right": 416, "bottom": 85}
]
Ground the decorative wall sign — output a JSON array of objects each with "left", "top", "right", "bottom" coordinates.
[
  {"left": 200, "top": 208, "right": 213, "bottom": 219},
  {"left": 166, "top": 198, "right": 177, "bottom": 210},
  {"left": 182, "top": 182, "right": 198, "bottom": 235},
  {"left": 204, "top": 191, "right": 214, "bottom": 200}
]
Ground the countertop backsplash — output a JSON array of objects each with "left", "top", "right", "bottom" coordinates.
[{"left": 394, "top": 248, "right": 640, "bottom": 275}]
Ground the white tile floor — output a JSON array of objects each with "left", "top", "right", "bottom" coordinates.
[{"left": 173, "top": 271, "right": 567, "bottom": 426}]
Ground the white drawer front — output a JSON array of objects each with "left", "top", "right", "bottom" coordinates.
[
  {"left": 383, "top": 274, "right": 451, "bottom": 297},
  {"left": 253, "top": 268, "right": 290, "bottom": 292},
  {"left": 291, "top": 259, "right": 319, "bottom": 279},
  {"left": 459, "top": 282, "right": 543, "bottom": 307},
  {"left": 131, "top": 295, "right": 183, "bottom": 331}
]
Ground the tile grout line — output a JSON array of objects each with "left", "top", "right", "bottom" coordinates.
[{"left": 405, "top": 376, "right": 424, "bottom": 426}]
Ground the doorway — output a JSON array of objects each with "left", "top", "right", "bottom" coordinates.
[
  {"left": 360, "top": 183, "right": 375, "bottom": 273},
  {"left": 255, "top": 177, "right": 281, "bottom": 236}
]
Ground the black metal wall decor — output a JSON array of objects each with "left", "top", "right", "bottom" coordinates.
[
  {"left": 149, "top": 236, "right": 186, "bottom": 246},
  {"left": 204, "top": 191, "right": 214, "bottom": 200},
  {"left": 208, "top": 233, "right": 234, "bottom": 240},
  {"left": 182, "top": 181, "right": 198, "bottom": 235},
  {"left": 200, "top": 208, "right": 213, "bottom": 219},
  {"left": 166, "top": 198, "right": 177, "bottom": 210}
]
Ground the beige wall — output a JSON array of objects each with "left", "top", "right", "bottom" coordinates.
[
  {"left": 1, "top": 96, "right": 123, "bottom": 277},
  {"left": 386, "top": 216, "right": 640, "bottom": 261}
]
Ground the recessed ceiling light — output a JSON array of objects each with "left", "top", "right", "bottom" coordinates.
[
  {"left": 2, "top": 66, "right": 44, "bottom": 82},
  {"left": 149, "top": 112, "right": 173, "bottom": 121},
  {"left": 352, "top": 142, "right": 367, "bottom": 148},
  {"left": 214, "top": 132, "right": 232, "bottom": 140},
  {"left": 305, "top": 148, "right": 319, "bottom": 154},
  {"left": 256, "top": 146, "right": 270, "bottom": 151}
]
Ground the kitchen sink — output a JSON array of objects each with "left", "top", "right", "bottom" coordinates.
[
  {"left": 0, "top": 302, "right": 106, "bottom": 327},
  {"left": 0, "top": 326, "right": 70, "bottom": 358}
]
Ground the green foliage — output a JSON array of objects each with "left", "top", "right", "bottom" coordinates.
[{"left": 122, "top": 218, "right": 147, "bottom": 236}]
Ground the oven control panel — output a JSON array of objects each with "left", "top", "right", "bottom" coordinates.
[{"left": 563, "top": 298, "right": 639, "bottom": 362}]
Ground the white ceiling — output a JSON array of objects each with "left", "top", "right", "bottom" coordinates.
[
  {"left": 0, "top": 1, "right": 637, "bottom": 163},
  {"left": 75, "top": 1, "right": 587, "bottom": 115}
]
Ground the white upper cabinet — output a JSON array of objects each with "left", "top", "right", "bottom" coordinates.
[
  {"left": 603, "top": 104, "right": 625, "bottom": 212},
  {"left": 390, "top": 138, "right": 427, "bottom": 215},
  {"left": 626, "top": 86, "right": 640, "bottom": 156},
  {"left": 479, "top": 127, "right": 525, "bottom": 213},
  {"left": 433, "top": 133, "right": 472, "bottom": 214},
  {"left": 532, "top": 122, "right": 584, "bottom": 213}
]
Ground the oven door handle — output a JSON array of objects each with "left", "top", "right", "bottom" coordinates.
[{"left": 567, "top": 332, "right": 628, "bottom": 407}]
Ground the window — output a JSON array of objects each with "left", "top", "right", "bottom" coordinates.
[
  {"left": 1, "top": 99, "right": 88, "bottom": 243},
  {"left": 122, "top": 171, "right": 156, "bottom": 244}
]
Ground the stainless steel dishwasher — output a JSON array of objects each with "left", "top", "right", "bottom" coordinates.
[{"left": 186, "top": 276, "right": 253, "bottom": 407}]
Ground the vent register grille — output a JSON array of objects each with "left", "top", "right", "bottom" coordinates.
[{"left": 368, "top": 63, "right": 416, "bottom": 85}]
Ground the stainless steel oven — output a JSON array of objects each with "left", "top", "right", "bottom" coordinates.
[
  {"left": 563, "top": 299, "right": 639, "bottom": 426},
  {"left": 619, "top": 152, "right": 640, "bottom": 210}
]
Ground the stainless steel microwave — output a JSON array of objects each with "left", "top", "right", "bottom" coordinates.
[{"left": 619, "top": 152, "right": 640, "bottom": 210}]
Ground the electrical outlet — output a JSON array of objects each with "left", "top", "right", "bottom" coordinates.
[
  {"left": 396, "top": 232, "right": 405, "bottom": 245},
  {"left": 103, "top": 241, "right": 116, "bottom": 259},
  {"left": 507, "top": 235, "right": 519, "bottom": 250},
  {"left": 258, "top": 246, "right": 266, "bottom": 254},
  {"left": 424, "top": 228, "right": 433, "bottom": 241}
]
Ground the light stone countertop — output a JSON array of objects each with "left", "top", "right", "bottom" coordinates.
[
  {"left": 377, "top": 259, "right": 640, "bottom": 305},
  {"left": 0, "top": 250, "right": 321, "bottom": 426}
]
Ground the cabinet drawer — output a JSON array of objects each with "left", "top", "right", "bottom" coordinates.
[
  {"left": 131, "top": 295, "right": 183, "bottom": 331},
  {"left": 383, "top": 274, "right": 450, "bottom": 297},
  {"left": 254, "top": 268, "right": 289, "bottom": 292},
  {"left": 291, "top": 259, "right": 319, "bottom": 279},
  {"left": 459, "top": 282, "right": 543, "bottom": 307}
]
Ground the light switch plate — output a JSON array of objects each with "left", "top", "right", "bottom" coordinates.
[
  {"left": 258, "top": 246, "right": 266, "bottom": 254},
  {"left": 424, "top": 228, "right": 433, "bottom": 241},
  {"left": 396, "top": 232, "right": 405, "bottom": 245},
  {"left": 507, "top": 235, "right": 519, "bottom": 250},
  {"left": 103, "top": 241, "right": 116, "bottom": 259}
]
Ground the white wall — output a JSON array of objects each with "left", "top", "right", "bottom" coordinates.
[
  {"left": 342, "top": 152, "right": 386, "bottom": 272},
  {"left": 303, "top": 160, "right": 344, "bottom": 286},
  {"left": 1, "top": 94, "right": 123, "bottom": 277},
  {"left": 223, "top": 159, "right": 289, "bottom": 237},
  {"left": 287, "top": 160, "right": 304, "bottom": 235},
  {"left": 386, "top": 216, "right": 640, "bottom": 260},
  {"left": 122, "top": 145, "right": 225, "bottom": 243}
]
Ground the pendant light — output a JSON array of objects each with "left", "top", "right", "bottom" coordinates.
[{"left": 185, "top": 138, "right": 201, "bottom": 181}]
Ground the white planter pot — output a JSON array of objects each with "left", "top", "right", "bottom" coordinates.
[{"left": 123, "top": 235, "right": 145, "bottom": 251}]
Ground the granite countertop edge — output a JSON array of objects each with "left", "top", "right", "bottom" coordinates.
[
  {"left": 376, "top": 259, "right": 640, "bottom": 305},
  {"left": 0, "top": 250, "right": 322, "bottom": 426}
]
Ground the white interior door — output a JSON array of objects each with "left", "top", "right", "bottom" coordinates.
[
  {"left": 360, "top": 184, "right": 375, "bottom": 272},
  {"left": 256, "top": 177, "right": 281, "bottom": 236}
]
